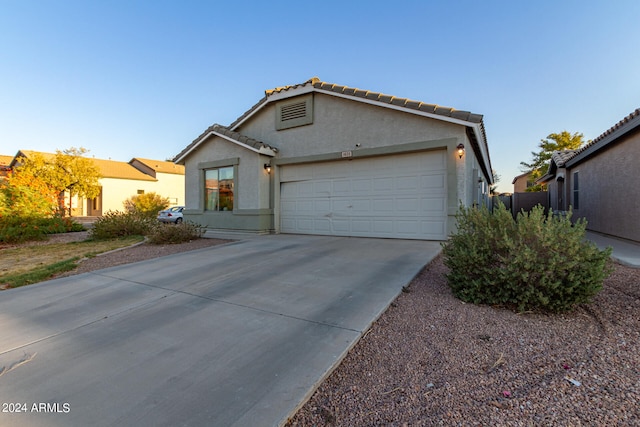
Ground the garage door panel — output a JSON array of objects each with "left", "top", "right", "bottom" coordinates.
[
  {"left": 352, "top": 220, "right": 372, "bottom": 233},
  {"left": 373, "top": 177, "right": 394, "bottom": 191},
  {"left": 396, "top": 198, "right": 420, "bottom": 212},
  {"left": 422, "top": 174, "right": 446, "bottom": 189},
  {"left": 352, "top": 179, "right": 371, "bottom": 192},
  {"left": 397, "top": 176, "right": 420, "bottom": 190},
  {"left": 373, "top": 220, "right": 394, "bottom": 233},
  {"left": 280, "top": 151, "right": 447, "bottom": 240},
  {"left": 314, "top": 181, "right": 331, "bottom": 194}
]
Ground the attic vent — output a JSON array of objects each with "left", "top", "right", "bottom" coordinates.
[
  {"left": 276, "top": 94, "right": 313, "bottom": 130},
  {"left": 281, "top": 101, "right": 306, "bottom": 122}
]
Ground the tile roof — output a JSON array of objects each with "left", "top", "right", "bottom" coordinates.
[
  {"left": 92, "top": 158, "right": 157, "bottom": 181},
  {"left": 174, "top": 124, "right": 277, "bottom": 162},
  {"left": 0, "top": 155, "right": 13, "bottom": 167},
  {"left": 230, "top": 77, "right": 484, "bottom": 129},
  {"left": 539, "top": 108, "right": 640, "bottom": 182},
  {"left": 566, "top": 108, "right": 640, "bottom": 166},
  {"left": 551, "top": 149, "right": 578, "bottom": 167},
  {"left": 131, "top": 158, "right": 185, "bottom": 175}
]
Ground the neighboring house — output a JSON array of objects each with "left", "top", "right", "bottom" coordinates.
[
  {"left": 174, "top": 77, "right": 493, "bottom": 240},
  {"left": 539, "top": 108, "right": 640, "bottom": 242},
  {"left": 8, "top": 151, "right": 185, "bottom": 216},
  {"left": 0, "top": 154, "right": 12, "bottom": 179},
  {"left": 512, "top": 171, "right": 535, "bottom": 193}
]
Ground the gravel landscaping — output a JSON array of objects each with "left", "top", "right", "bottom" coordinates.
[{"left": 286, "top": 256, "right": 639, "bottom": 426}]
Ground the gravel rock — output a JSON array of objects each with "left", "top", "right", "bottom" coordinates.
[{"left": 286, "top": 255, "right": 640, "bottom": 426}]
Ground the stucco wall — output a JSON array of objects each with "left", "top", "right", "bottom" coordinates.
[
  {"left": 99, "top": 178, "right": 158, "bottom": 212},
  {"left": 567, "top": 133, "right": 640, "bottom": 242},
  {"left": 183, "top": 136, "right": 269, "bottom": 211},
  {"left": 238, "top": 93, "right": 468, "bottom": 157},
  {"left": 156, "top": 172, "right": 185, "bottom": 206}
]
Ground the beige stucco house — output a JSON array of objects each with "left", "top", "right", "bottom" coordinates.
[
  {"left": 8, "top": 151, "right": 184, "bottom": 216},
  {"left": 539, "top": 108, "right": 640, "bottom": 242},
  {"left": 175, "top": 77, "right": 493, "bottom": 240},
  {"left": 512, "top": 171, "right": 535, "bottom": 193}
]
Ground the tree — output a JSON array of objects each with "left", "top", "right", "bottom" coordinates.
[
  {"left": 123, "top": 192, "right": 170, "bottom": 219},
  {"left": 13, "top": 148, "right": 102, "bottom": 215},
  {"left": 490, "top": 170, "right": 501, "bottom": 195},
  {"left": 520, "top": 131, "right": 586, "bottom": 192},
  {"left": 0, "top": 167, "right": 58, "bottom": 218}
]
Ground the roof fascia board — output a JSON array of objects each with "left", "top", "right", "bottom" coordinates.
[
  {"left": 566, "top": 114, "right": 640, "bottom": 167},
  {"left": 231, "top": 85, "right": 478, "bottom": 130},
  {"left": 174, "top": 130, "right": 276, "bottom": 163}
]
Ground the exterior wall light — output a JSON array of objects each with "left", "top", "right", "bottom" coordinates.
[
  {"left": 456, "top": 143, "right": 465, "bottom": 159},
  {"left": 264, "top": 163, "right": 271, "bottom": 174}
]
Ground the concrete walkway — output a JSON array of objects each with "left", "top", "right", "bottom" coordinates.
[
  {"left": 0, "top": 234, "right": 441, "bottom": 427},
  {"left": 586, "top": 231, "right": 640, "bottom": 268}
]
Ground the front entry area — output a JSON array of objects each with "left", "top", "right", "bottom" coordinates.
[{"left": 279, "top": 150, "right": 447, "bottom": 240}]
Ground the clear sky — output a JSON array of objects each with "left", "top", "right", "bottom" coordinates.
[{"left": 2, "top": 0, "right": 638, "bottom": 193}]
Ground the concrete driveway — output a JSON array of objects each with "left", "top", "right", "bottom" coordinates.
[{"left": 0, "top": 234, "right": 441, "bottom": 427}]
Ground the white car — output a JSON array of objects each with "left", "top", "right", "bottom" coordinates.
[{"left": 157, "top": 206, "right": 184, "bottom": 224}]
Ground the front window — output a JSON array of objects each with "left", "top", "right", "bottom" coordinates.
[{"left": 205, "top": 166, "right": 234, "bottom": 211}]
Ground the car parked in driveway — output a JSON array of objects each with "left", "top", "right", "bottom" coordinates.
[{"left": 157, "top": 206, "right": 184, "bottom": 224}]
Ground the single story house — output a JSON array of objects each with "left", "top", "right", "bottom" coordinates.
[
  {"left": 539, "top": 108, "right": 640, "bottom": 242},
  {"left": 174, "top": 77, "right": 493, "bottom": 240},
  {"left": 8, "top": 151, "right": 185, "bottom": 216}
]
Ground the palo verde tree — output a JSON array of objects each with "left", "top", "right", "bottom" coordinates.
[
  {"left": 520, "top": 131, "right": 586, "bottom": 192},
  {"left": 12, "top": 148, "right": 102, "bottom": 215}
]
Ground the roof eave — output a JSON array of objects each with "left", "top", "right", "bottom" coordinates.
[
  {"left": 174, "top": 130, "right": 276, "bottom": 164},
  {"left": 566, "top": 109, "right": 640, "bottom": 167}
]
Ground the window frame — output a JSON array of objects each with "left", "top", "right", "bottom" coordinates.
[{"left": 199, "top": 158, "right": 239, "bottom": 213}]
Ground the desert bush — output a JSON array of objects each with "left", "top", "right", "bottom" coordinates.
[
  {"left": 442, "top": 203, "right": 612, "bottom": 312},
  {"left": 39, "top": 215, "right": 85, "bottom": 234},
  {"left": 147, "top": 221, "right": 204, "bottom": 244},
  {"left": 123, "top": 192, "right": 170, "bottom": 219},
  {"left": 0, "top": 215, "right": 47, "bottom": 243},
  {"left": 0, "top": 215, "right": 85, "bottom": 244},
  {"left": 90, "top": 210, "right": 156, "bottom": 239}
]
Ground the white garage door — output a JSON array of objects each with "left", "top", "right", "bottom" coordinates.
[{"left": 280, "top": 151, "right": 447, "bottom": 239}]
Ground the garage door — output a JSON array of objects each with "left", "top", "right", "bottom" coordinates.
[{"left": 280, "top": 151, "right": 447, "bottom": 239}]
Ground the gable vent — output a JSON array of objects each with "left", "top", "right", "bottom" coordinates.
[
  {"left": 281, "top": 101, "right": 306, "bottom": 122},
  {"left": 276, "top": 94, "right": 313, "bottom": 130}
]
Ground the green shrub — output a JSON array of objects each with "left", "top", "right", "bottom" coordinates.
[
  {"left": 442, "top": 203, "right": 612, "bottom": 313},
  {"left": 90, "top": 210, "right": 155, "bottom": 239},
  {"left": 39, "top": 215, "right": 85, "bottom": 234},
  {"left": 0, "top": 216, "right": 47, "bottom": 243},
  {"left": 0, "top": 215, "right": 85, "bottom": 244},
  {"left": 147, "top": 221, "right": 204, "bottom": 244},
  {"left": 123, "top": 192, "right": 170, "bottom": 219}
]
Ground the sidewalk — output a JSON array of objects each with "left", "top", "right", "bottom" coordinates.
[{"left": 586, "top": 231, "right": 640, "bottom": 268}]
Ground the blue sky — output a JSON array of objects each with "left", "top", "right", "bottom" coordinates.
[{"left": 1, "top": 1, "right": 638, "bottom": 193}]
